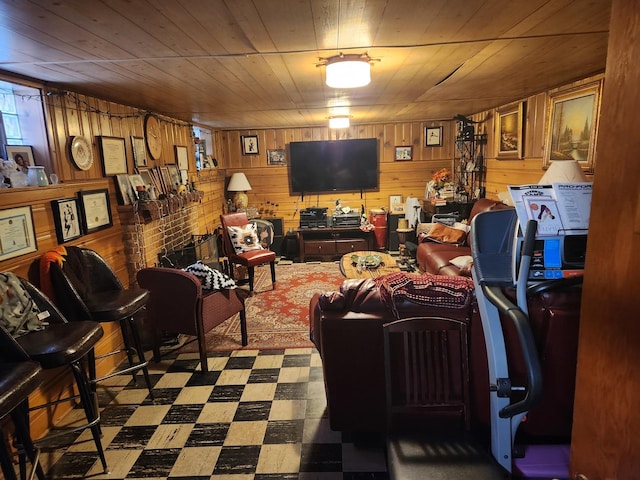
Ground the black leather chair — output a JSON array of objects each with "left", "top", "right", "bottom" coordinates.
[
  {"left": 1, "top": 277, "right": 108, "bottom": 474},
  {"left": 42, "top": 247, "right": 153, "bottom": 396},
  {"left": 0, "top": 350, "right": 45, "bottom": 480}
]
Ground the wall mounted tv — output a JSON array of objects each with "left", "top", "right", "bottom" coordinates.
[{"left": 288, "top": 138, "right": 379, "bottom": 196}]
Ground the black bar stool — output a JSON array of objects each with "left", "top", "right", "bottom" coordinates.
[
  {"left": 0, "top": 359, "right": 45, "bottom": 480},
  {"left": 41, "top": 247, "right": 154, "bottom": 397},
  {"left": 1, "top": 276, "right": 108, "bottom": 474}
]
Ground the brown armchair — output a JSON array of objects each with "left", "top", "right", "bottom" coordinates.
[
  {"left": 220, "top": 212, "right": 276, "bottom": 293},
  {"left": 137, "top": 267, "right": 248, "bottom": 372}
]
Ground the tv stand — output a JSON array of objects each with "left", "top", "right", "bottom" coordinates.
[{"left": 297, "top": 226, "right": 374, "bottom": 262}]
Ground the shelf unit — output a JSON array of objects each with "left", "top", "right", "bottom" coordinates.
[{"left": 454, "top": 120, "right": 487, "bottom": 200}]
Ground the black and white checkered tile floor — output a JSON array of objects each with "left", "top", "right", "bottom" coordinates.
[{"left": 35, "top": 348, "right": 389, "bottom": 479}]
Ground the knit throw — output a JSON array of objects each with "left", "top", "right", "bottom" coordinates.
[{"left": 375, "top": 271, "right": 475, "bottom": 318}]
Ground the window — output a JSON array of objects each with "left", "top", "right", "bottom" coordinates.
[
  {"left": 0, "top": 80, "right": 25, "bottom": 153},
  {"left": 0, "top": 78, "right": 49, "bottom": 180}
]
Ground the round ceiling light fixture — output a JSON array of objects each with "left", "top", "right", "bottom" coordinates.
[
  {"left": 323, "top": 53, "right": 375, "bottom": 88},
  {"left": 329, "top": 116, "right": 350, "bottom": 129}
]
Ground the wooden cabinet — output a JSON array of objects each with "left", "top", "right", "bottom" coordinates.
[{"left": 298, "top": 227, "right": 373, "bottom": 262}]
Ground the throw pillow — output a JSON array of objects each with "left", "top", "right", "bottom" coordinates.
[
  {"left": 227, "top": 223, "right": 264, "bottom": 254},
  {"left": 426, "top": 223, "right": 467, "bottom": 245},
  {"left": 184, "top": 261, "right": 236, "bottom": 291},
  {"left": 450, "top": 255, "right": 473, "bottom": 269}
]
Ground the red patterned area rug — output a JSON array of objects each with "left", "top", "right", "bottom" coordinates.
[{"left": 176, "top": 261, "right": 345, "bottom": 352}]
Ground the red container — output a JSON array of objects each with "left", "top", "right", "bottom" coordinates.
[{"left": 369, "top": 209, "right": 388, "bottom": 250}]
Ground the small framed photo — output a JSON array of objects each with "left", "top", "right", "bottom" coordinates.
[
  {"left": 167, "top": 164, "right": 180, "bottom": 188},
  {"left": 394, "top": 146, "right": 413, "bottom": 161},
  {"left": 425, "top": 126, "right": 443, "bottom": 147},
  {"left": 98, "top": 136, "right": 127, "bottom": 175},
  {"left": 131, "top": 136, "right": 147, "bottom": 167},
  {"left": 267, "top": 149, "right": 286, "bottom": 165},
  {"left": 241, "top": 135, "right": 259, "bottom": 155},
  {"left": 129, "top": 174, "right": 146, "bottom": 199},
  {"left": 51, "top": 198, "right": 82, "bottom": 244},
  {"left": 115, "top": 174, "right": 134, "bottom": 205},
  {"left": 78, "top": 188, "right": 113, "bottom": 234},
  {"left": 159, "top": 166, "right": 172, "bottom": 194},
  {"left": 389, "top": 195, "right": 404, "bottom": 213},
  {"left": 5, "top": 145, "right": 35, "bottom": 174},
  {"left": 175, "top": 145, "right": 189, "bottom": 170},
  {"left": 0, "top": 206, "right": 37, "bottom": 261}
]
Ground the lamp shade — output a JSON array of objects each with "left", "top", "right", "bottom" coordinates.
[
  {"left": 539, "top": 160, "right": 588, "bottom": 184},
  {"left": 227, "top": 172, "right": 252, "bottom": 192},
  {"left": 326, "top": 55, "right": 371, "bottom": 88}
]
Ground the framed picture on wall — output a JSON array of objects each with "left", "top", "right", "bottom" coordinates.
[
  {"left": 175, "top": 145, "right": 189, "bottom": 170},
  {"left": 78, "top": 188, "right": 113, "bottom": 234},
  {"left": 495, "top": 101, "right": 524, "bottom": 159},
  {"left": 425, "top": 126, "right": 443, "bottom": 147},
  {"left": 394, "top": 146, "right": 413, "bottom": 161},
  {"left": 98, "top": 136, "right": 127, "bottom": 175},
  {"left": 267, "top": 149, "right": 285, "bottom": 165},
  {"left": 0, "top": 206, "right": 37, "bottom": 261},
  {"left": 51, "top": 198, "right": 82, "bottom": 244},
  {"left": 131, "top": 136, "right": 147, "bottom": 167},
  {"left": 241, "top": 135, "right": 259, "bottom": 155},
  {"left": 544, "top": 80, "right": 602, "bottom": 172}
]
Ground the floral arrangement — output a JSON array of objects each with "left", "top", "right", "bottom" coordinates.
[
  {"left": 432, "top": 168, "right": 451, "bottom": 187},
  {"left": 428, "top": 168, "right": 453, "bottom": 198}
]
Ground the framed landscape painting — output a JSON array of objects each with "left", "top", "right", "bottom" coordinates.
[
  {"left": 544, "top": 80, "right": 602, "bottom": 172},
  {"left": 495, "top": 102, "right": 524, "bottom": 159}
]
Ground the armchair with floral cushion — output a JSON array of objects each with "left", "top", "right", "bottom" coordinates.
[{"left": 219, "top": 212, "right": 276, "bottom": 293}]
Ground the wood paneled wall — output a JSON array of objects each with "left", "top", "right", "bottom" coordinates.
[{"left": 218, "top": 121, "right": 455, "bottom": 233}]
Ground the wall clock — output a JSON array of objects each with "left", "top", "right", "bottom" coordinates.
[
  {"left": 69, "top": 135, "right": 94, "bottom": 171},
  {"left": 144, "top": 114, "right": 162, "bottom": 160}
]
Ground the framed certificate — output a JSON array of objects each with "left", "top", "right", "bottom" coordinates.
[
  {"left": 0, "top": 206, "right": 37, "bottom": 261},
  {"left": 78, "top": 188, "right": 113, "bottom": 234},
  {"left": 98, "top": 136, "right": 127, "bottom": 175}
]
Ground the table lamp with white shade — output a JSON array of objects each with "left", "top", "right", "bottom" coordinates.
[
  {"left": 539, "top": 160, "right": 588, "bottom": 184},
  {"left": 228, "top": 172, "right": 252, "bottom": 210}
]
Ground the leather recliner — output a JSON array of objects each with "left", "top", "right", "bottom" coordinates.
[{"left": 310, "top": 276, "right": 581, "bottom": 441}]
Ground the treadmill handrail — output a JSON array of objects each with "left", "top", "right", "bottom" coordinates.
[{"left": 482, "top": 285, "right": 543, "bottom": 418}]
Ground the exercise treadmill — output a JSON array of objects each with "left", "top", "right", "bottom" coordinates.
[{"left": 470, "top": 208, "right": 583, "bottom": 478}]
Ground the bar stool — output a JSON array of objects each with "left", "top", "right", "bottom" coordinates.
[
  {"left": 0, "top": 359, "right": 45, "bottom": 480},
  {"left": 1, "top": 277, "right": 108, "bottom": 474},
  {"left": 40, "top": 247, "right": 154, "bottom": 397}
]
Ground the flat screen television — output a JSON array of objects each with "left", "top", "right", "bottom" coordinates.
[{"left": 288, "top": 138, "right": 379, "bottom": 195}]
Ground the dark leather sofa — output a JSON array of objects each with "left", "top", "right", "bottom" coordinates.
[{"left": 416, "top": 198, "right": 511, "bottom": 275}]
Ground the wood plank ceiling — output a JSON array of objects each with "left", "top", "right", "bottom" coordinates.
[{"left": 0, "top": 0, "right": 610, "bottom": 130}]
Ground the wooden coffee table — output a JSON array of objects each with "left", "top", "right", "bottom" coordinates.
[{"left": 340, "top": 251, "right": 401, "bottom": 279}]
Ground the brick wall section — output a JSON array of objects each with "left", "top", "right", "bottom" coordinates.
[{"left": 123, "top": 203, "right": 200, "bottom": 284}]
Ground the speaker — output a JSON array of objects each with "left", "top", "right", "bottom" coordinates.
[{"left": 264, "top": 217, "right": 284, "bottom": 256}]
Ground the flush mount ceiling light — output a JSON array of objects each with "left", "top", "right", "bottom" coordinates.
[
  {"left": 329, "top": 116, "right": 350, "bottom": 129},
  {"left": 320, "top": 53, "right": 377, "bottom": 88}
]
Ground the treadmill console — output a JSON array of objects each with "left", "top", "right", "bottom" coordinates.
[{"left": 514, "top": 234, "right": 587, "bottom": 280}]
